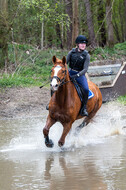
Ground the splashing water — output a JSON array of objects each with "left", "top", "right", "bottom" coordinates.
[{"left": 0, "top": 101, "right": 126, "bottom": 153}]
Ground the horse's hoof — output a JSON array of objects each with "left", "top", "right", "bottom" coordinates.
[
  {"left": 45, "top": 139, "right": 54, "bottom": 148},
  {"left": 58, "top": 141, "right": 64, "bottom": 147}
]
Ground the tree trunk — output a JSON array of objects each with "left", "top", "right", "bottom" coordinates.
[
  {"left": 97, "top": 0, "right": 106, "bottom": 47},
  {"left": 119, "top": 3, "right": 124, "bottom": 42},
  {"left": 0, "top": 0, "right": 9, "bottom": 68},
  {"left": 106, "top": 0, "right": 114, "bottom": 47},
  {"left": 124, "top": 0, "right": 126, "bottom": 41},
  {"left": 113, "top": 18, "right": 121, "bottom": 42},
  {"left": 56, "top": 23, "right": 63, "bottom": 49},
  {"left": 72, "top": 0, "right": 79, "bottom": 47},
  {"left": 41, "top": 21, "right": 44, "bottom": 50},
  {"left": 65, "top": 0, "right": 72, "bottom": 49},
  {"left": 84, "top": 0, "right": 97, "bottom": 48}
]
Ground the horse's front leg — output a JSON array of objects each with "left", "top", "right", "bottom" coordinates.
[
  {"left": 43, "top": 115, "right": 56, "bottom": 148},
  {"left": 58, "top": 122, "right": 72, "bottom": 147}
]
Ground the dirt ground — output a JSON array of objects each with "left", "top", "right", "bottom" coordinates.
[{"left": 0, "top": 87, "right": 50, "bottom": 119}]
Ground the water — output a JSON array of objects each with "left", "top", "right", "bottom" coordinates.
[{"left": 0, "top": 102, "right": 126, "bottom": 190}]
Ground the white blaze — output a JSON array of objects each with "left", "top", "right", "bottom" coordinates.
[{"left": 51, "top": 65, "right": 61, "bottom": 88}]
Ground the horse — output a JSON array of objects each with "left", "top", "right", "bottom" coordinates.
[{"left": 43, "top": 56, "right": 102, "bottom": 148}]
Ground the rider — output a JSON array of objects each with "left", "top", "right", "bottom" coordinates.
[{"left": 66, "top": 35, "right": 90, "bottom": 116}]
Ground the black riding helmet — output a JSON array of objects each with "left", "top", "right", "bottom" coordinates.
[{"left": 75, "top": 35, "right": 88, "bottom": 44}]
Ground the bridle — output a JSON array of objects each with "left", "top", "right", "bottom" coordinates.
[
  {"left": 40, "top": 64, "right": 73, "bottom": 89},
  {"left": 51, "top": 64, "right": 68, "bottom": 87}
]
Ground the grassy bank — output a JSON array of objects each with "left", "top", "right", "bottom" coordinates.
[
  {"left": 0, "top": 41, "right": 126, "bottom": 89},
  {"left": 0, "top": 46, "right": 68, "bottom": 88},
  {"left": 118, "top": 96, "right": 126, "bottom": 105}
]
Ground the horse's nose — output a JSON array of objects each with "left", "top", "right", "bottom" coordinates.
[
  {"left": 50, "top": 79, "right": 59, "bottom": 91},
  {"left": 50, "top": 83, "right": 58, "bottom": 88},
  {"left": 51, "top": 79, "right": 58, "bottom": 87}
]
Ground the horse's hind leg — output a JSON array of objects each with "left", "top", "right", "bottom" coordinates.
[
  {"left": 43, "top": 115, "right": 56, "bottom": 148},
  {"left": 75, "top": 103, "right": 99, "bottom": 135},
  {"left": 74, "top": 118, "right": 87, "bottom": 135}
]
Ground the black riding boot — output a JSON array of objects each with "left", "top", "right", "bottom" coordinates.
[
  {"left": 46, "top": 90, "right": 54, "bottom": 110},
  {"left": 80, "top": 92, "right": 88, "bottom": 117}
]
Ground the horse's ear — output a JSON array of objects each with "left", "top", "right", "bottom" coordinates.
[
  {"left": 62, "top": 56, "right": 66, "bottom": 65},
  {"left": 52, "top": 56, "right": 56, "bottom": 64}
]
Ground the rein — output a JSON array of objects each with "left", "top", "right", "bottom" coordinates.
[
  {"left": 51, "top": 64, "right": 71, "bottom": 87},
  {"left": 40, "top": 64, "right": 73, "bottom": 89},
  {"left": 40, "top": 78, "right": 72, "bottom": 89},
  {"left": 39, "top": 79, "right": 50, "bottom": 89},
  {"left": 59, "top": 78, "right": 73, "bottom": 86}
]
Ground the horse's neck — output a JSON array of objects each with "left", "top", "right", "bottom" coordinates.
[
  {"left": 55, "top": 72, "right": 74, "bottom": 106},
  {"left": 55, "top": 86, "right": 65, "bottom": 105}
]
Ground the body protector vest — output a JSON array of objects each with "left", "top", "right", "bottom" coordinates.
[{"left": 69, "top": 48, "right": 88, "bottom": 71}]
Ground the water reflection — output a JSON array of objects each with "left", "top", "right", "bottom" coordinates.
[
  {"left": 1, "top": 136, "right": 126, "bottom": 190},
  {"left": 0, "top": 102, "right": 126, "bottom": 190}
]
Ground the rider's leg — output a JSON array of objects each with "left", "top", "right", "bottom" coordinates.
[
  {"left": 76, "top": 75, "right": 89, "bottom": 116},
  {"left": 80, "top": 90, "right": 89, "bottom": 116}
]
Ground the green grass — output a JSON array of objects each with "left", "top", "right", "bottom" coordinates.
[
  {"left": 118, "top": 96, "right": 126, "bottom": 105},
  {"left": 0, "top": 44, "right": 68, "bottom": 88},
  {"left": 0, "top": 41, "right": 126, "bottom": 88},
  {"left": 0, "top": 75, "right": 36, "bottom": 87},
  {"left": 90, "top": 41, "right": 126, "bottom": 61}
]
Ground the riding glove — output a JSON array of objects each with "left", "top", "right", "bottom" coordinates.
[{"left": 70, "top": 73, "right": 80, "bottom": 79}]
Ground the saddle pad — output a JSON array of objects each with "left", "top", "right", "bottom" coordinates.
[{"left": 88, "top": 89, "right": 94, "bottom": 99}]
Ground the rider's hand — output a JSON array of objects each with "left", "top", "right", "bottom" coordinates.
[{"left": 70, "top": 73, "right": 80, "bottom": 79}]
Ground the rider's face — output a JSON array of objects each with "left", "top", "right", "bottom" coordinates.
[{"left": 78, "top": 43, "right": 86, "bottom": 51}]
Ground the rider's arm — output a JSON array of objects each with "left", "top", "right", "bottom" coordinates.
[{"left": 78, "top": 53, "right": 90, "bottom": 76}]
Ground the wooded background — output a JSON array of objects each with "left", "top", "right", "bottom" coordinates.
[{"left": 0, "top": 0, "right": 126, "bottom": 68}]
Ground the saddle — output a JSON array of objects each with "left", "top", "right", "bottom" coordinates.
[{"left": 72, "top": 80, "right": 94, "bottom": 107}]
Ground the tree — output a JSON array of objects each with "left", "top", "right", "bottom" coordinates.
[
  {"left": 21, "top": 0, "right": 50, "bottom": 49},
  {"left": 124, "top": 0, "right": 126, "bottom": 41},
  {"left": 84, "top": 0, "right": 97, "bottom": 48},
  {"left": 65, "top": 0, "right": 72, "bottom": 49},
  {"left": 0, "top": 0, "right": 9, "bottom": 68},
  {"left": 72, "top": 0, "right": 79, "bottom": 46},
  {"left": 97, "top": 0, "right": 106, "bottom": 46},
  {"left": 106, "top": 0, "right": 114, "bottom": 47},
  {"left": 21, "top": 0, "right": 70, "bottom": 49}
]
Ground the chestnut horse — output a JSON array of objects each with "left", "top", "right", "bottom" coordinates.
[{"left": 43, "top": 56, "right": 102, "bottom": 148}]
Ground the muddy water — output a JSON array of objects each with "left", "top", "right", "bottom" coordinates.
[{"left": 0, "top": 102, "right": 126, "bottom": 190}]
